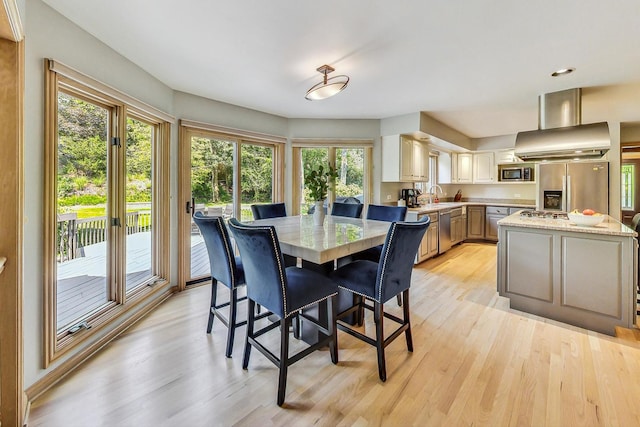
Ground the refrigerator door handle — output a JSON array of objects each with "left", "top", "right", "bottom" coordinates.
[{"left": 566, "top": 175, "right": 571, "bottom": 212}]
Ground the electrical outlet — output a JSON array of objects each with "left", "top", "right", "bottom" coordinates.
[{"left": 386, "top": 194, "right": 392, "bottom": 200}]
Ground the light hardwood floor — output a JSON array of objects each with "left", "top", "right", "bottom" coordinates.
[{"left": 29, "top": 243, "right": 640, "bottom": 426}]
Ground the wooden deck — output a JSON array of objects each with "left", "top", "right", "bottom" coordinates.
[{"left": 56, "top": 232, "right": 209, "bottom": 330}]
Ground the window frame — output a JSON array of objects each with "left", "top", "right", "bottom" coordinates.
[{"left": 44, "top": 59, "right": 172, "bottom": 366}]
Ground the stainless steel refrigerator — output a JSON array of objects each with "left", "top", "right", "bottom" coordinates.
[{"left": 537, "top": 161, "right": 609, "bottom": 214}]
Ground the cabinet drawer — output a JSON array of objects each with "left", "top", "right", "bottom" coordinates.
[
  {"left": 419, "top": 212, "right": 439, "bottom": 223},
  {"left": 486, "top": 206, "right": 509, "bottom": 215}
]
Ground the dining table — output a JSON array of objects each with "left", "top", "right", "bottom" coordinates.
[
  {"left": 250, "top": 214, "right": 392, "bottom": 267},
  {"left": 248, "top": 214, "right": 393, "bottom": 342}
]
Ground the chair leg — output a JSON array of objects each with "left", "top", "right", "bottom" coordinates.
[
  {"left": 396, "top": 294, "right": 402, "bottom": 306},
  {"left": 374, "top": 301, "right": 387, "bottom": 382},
  {"left": 402, "top": 289, "right": 413, "bottom": 352},
  {"left": 327, "top": 296, "right": 338, "bottom": 364},
  {"left": 225, "top": 287, "right": 238, "bottom": 358},
  {"left": 357, "top": 295, "right": 365, "bottom": 326},
  {"left": 206, "top": 279, "right": 218, "bottom": 333},
  {"left": 242, "top": 299, "right": 255, "bottom": 370},
  {"left": 277, "top": 316, "right": 291, "bottom": 406},
  {"left": 292, "top": 313, "right": 300, "bottom": 339}
]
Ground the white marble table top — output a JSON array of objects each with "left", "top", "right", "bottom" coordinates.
[{"left": 250, "top": 215, "right": 391, "bottom": 265}]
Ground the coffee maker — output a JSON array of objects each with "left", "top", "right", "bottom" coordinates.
[{"left": 401, "top": 189, "right": 418, "bottom": 208}]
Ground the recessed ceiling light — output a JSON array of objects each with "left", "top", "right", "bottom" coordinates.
[{"left": 551, "top": 68, "right": 575, "bottom": 77}]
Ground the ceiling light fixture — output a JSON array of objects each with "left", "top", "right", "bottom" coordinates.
[
  {"left": 305, "top": 64, "right": 349, "bottom": 101},
  {"left": 551, "top": 67, "right": 575, "bottom": 77}
]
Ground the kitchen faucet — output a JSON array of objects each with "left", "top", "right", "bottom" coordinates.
[{"left": 427, "top": 184, "right": 444, "bottom": 203}]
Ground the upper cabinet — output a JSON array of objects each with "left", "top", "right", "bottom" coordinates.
[
  {"left": 495, "top": 149, "right": 522, "bottom": 164},
  {"left": 472, "top": 151, "right": 495, "bottom": 183},
  {"left": 456, "top": 153, "right": 473, "bottom": 183},
  {"left": 382, "top": 135, "right": 428, "bottom": 182},
  {"left": 438, "top": 151, "right": 497, "bottom": 184}
]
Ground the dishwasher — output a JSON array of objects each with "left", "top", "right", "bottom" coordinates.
[{"left": 438, "top": 209, "right": 452, "bottom": 254}]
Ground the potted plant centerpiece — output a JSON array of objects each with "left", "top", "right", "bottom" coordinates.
[{"left": 304, "top": 163, "right": 338, "bottom": 225}]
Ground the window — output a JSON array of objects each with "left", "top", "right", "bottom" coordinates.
[
  {"left": 44, "top": 60, "right": 172, "bottom": 365},
  {"left": 622, "top": 164, "right": 634, "bottom": 210},
  {"left": 292, "top": 140, "right": 373, "bottom": 216}
]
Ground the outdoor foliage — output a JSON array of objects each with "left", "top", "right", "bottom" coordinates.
[
  {"left": 190, "top": 137, "right": 274, "bottom": 205},
  {"left": 301, "top": 147, "right": 364, "bottom": 204},
  {"left": 57, "top": 92, "right": 154, "bottom": 209}
]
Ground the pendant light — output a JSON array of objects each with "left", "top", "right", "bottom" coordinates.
[{"left": 305, "top": 64, "right": 349, "bottom": 101}]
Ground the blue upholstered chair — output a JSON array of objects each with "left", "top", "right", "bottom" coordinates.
[
  {"left": 228, "top": 218, "right": 339, "bottom": 406},
  {"left": 355, "top": 204, "right": 408, "bottom": 261},
  {"left": 250, "top": 202, "right": 287, "bottom": 220},
  {"left": 331, "top": 201, "right": 364, "bottom": 218},
  {"left": 193, "top": 212, "right": 268, "bottom": 358},
  {"left": 330, "top": 216, "right": 430, "bottom": 381}
]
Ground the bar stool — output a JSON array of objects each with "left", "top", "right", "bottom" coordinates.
[
  {"left": 331, "top": 201, "right": 363, "bottom": 218},
  {"left": 250, "top": 202, "right": 286, "bottom": 220},
  {"left": 330, "top": 216, "right": 430, "bottom": 381},
  {"left": 193, "top": 212, "right": 269, "bottom": 358},
  {"left": 228, "top": 218, "right": 339, "bottom": 406}
]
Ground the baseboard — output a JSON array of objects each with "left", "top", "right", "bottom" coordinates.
[{"left": 24, "top": 286, "right": 176, "bottom": 405}]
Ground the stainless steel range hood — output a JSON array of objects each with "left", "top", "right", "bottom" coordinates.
[{"left": 514, "top": 89, "right": 610, "bottom": 161}]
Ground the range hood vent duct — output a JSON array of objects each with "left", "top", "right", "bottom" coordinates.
[{"left": 514, "top": 88, "right": 610, "bottom": 161}]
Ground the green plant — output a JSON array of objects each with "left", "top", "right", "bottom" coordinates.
[{"left": 304, "top": 163, "right": 338, "bottom": 201}]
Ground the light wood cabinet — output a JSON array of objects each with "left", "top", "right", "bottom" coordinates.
[
  {"left": 416, "top": 212, "right": 438, "bottom": 263},
  {"left": 466, "top": 206, "right": 485, "bottom": 239},
  {"left": 411, "top": 139, "right": 428, "bottom": 181},
  {"left": 495, "top": 149, "right": 521, "bottom": 164},
  {"left": 400, "top": 136, "right": 414, "bottom": 181},
  {"left": 382, "top": 135, "right": 428, "bottom": 182},
  {"left": 456, "top": 153, "right": 473, "bottom": 183},
  {"left": 437, "top": 151, "right": 453, "bottom": 184},
  {"left": 451, "top": 215, "right": 464, "bottom": 245},
  {"left": 485, "top": 206, "right": 509, "bottom": 242},
  {"left": 472, "top": 151, "right": 495, "bottom": 183}
]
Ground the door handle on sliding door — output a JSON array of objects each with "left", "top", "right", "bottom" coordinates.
[{"left": 186, "top": 197, "right": 195, "bottom": 215}]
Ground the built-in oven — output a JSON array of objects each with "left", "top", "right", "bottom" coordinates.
[
  {"left": 499, "top": 166, "right": 533, "bottom": 182},
  {"left": 541, "top": 190, "right": 563, "bottom": 211}
]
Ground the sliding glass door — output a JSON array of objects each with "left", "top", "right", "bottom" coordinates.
[{"left": 180, "top": 125, "right": 284, "bottom": 287}]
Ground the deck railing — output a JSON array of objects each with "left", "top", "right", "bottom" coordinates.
[{"left": 57, "top": 211, "right": 152, "bottom": 262}]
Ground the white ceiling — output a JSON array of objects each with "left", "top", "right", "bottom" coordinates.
[{"left": 42, "top": 0, "right": 640, "bottom": 138}]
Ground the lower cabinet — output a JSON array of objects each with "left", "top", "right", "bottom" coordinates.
[
  {"left": 416, "top": 212, "right": 438, "bottom": 263},
  {"left": 497, "top": 225, "right": 637, "bottom": 335},
  {"left": 485, "top": 206, "right": 509, "bottom": 242},
  {"left": 451, "top": 209, "right": 465, "bottom": 245},
  {"left": 466, "top": 206, "right": 485, "bottom": 239}
]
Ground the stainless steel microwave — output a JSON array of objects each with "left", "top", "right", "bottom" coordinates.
[{"left": 500, "top": 166, "right": 533, "bottom": 182}]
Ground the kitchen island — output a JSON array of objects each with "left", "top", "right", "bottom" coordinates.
[{"left": 497, "top": 212, "right": 638, "bottom": 335}]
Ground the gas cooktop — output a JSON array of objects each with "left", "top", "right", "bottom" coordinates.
[{"left": 519, "top": 210, "right": 569, "bottom": 220}]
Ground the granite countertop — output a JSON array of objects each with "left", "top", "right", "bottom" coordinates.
[
  {"left": 498, "top": 213, "right": 637, "bottom": 237},
  {"left": 407, "top": 199, "right": 535, "bottom": 215}
]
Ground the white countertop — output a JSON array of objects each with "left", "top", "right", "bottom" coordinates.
[
  {"left": 407, "top": 201, "right": 535, "bottom": 215},
  {"left": 498, "top": 213, "right": 637, "bottom": 237}
]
